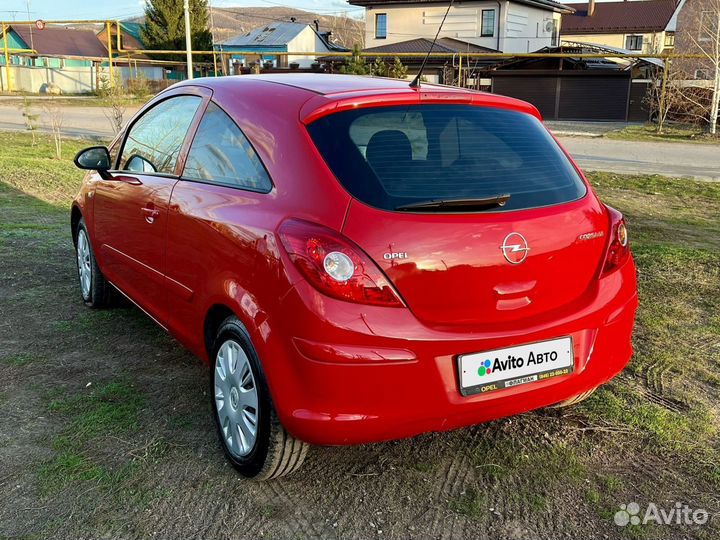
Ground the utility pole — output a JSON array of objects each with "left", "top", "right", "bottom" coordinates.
[
  {"left": 2, "top": 24, "right": 11, "bottom": 92},
  {"left": 26, "top": 1, "right": 35, "bottom": 54},
  {"left": 183, "top": 0, "right": 193, "bottom": 79},
  {"left": 209, "top": 0, "right": 218, "bottom": 76}
]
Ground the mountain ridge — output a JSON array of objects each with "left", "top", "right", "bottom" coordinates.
[{"left": 129, "top": 6, "right": 365, "bottom": 49}]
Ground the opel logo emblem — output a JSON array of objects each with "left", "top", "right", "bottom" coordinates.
[{"left": 501, "top": 232, "right": 530, "bottom": 264}]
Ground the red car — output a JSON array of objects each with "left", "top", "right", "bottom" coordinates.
[{"left": 71, "top": 74, "right": 638, "bottom": 480}]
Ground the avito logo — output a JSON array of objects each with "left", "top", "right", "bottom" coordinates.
[
  {"left": 477, "top": 351, "right": 560, "bottom": 377},
  {"left": 477, "top": 359, "right": 493, "bottom": 377}
]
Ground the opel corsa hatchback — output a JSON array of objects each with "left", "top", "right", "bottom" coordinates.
[{"left": 71, "top": 74, "right": 638, "bottom": 479}]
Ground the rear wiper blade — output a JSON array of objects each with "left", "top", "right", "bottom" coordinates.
[{"left": 395, "top": 194, "right": 511, "bottom": 211}]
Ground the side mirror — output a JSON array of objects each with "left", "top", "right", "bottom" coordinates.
[{"left": 74, "top": 146, "right": 112, "bottom": 179}]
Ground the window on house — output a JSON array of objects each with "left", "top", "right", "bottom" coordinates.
[
  {"left": 481, "top": 10, "right": 495, "bottom": 37},
  {"left": 664, "top": 32, "right": 675, "bottom": 47},
  {"left": 183, "top": 102, "right": 272, "bottom": 192},
  {"left": 695, "top": 69, "right": 710, "bottom": 80},
  {"left": 375, "top": 13, "right": 387, "bottom": 39},
  {"left": 625, "top": 35, "right": 643, "bottom": 51}
]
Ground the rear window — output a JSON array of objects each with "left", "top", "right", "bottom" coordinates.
[{"left": 306, "top": 105, "right": 587, "bottom": 212}]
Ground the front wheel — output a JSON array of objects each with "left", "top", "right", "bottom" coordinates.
[
  {"left": 74, "top": 219, "right": 113, "bottom": 308},
  {"left": 210, "top": 316, "right": 308, "bottom": 480}
]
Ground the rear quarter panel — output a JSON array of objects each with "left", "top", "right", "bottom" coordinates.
[{"left": 163, "top": 80, "right": 353, "bottom": 367}]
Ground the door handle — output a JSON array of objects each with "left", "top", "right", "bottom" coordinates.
[
  {"left": 114, "top": 175, "right": 143, "bottom": 186},
  {"left": 141, "top": 206, "right": 160, "bottom": 224}
]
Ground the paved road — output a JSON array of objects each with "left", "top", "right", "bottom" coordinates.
[
  {"left": 555, "top": 136, "right": 720, "bottom": 180},
  {"left": 1, "top": 103, "right": 718, "bottom": 179},
  {"left": 0, "top": 103, "right": 141, "bottom": 141}
]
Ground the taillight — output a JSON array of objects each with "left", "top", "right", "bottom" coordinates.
[
  {"left": 602, "top": 206, "right": 630, "bottom": 275},
  {"left": 278, "top": 219, "right": 404, "bottom": 307}
]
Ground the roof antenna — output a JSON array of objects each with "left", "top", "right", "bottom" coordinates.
[{"left": 409, "top": 0, "right": 455, "bottom": 88}]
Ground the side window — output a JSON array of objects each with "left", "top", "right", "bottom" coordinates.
[
  {"left": 119, "top": 95, "right": 202, "bottom": 174},
  {"left": 183, "top": 102, "right": 272, "bottom": 192}
]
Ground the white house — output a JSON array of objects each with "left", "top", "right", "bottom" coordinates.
[
  {"left": 349, "top": 0, "right": 574, "bottom": 53},
  {"left": 218, "top": 21, "right": 347, "bottom": 69}
]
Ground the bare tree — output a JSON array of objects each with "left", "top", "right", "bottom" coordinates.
[
  {"left": 100, "top": 72, "right": 127, "bottom": 135},
  {"left": 331, "top": 13, "right": 365, "bottom": 49},
  {"left": 643, "top": 60, "right": 710, "bottom": 133},
  {"left": 42, "top": 98, "right": 64, "bottom": 160},
  {"left": 676, "top": 0, "right": 720, "bottom": 134},
  {"left": 19, "top": 96, "right": 39, "bottom": 146}
]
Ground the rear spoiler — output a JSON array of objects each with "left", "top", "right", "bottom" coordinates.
[{"left": 299, "top": 89, "right": 542, "bottom": 125}]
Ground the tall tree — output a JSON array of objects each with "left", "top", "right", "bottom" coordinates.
[
  {"left": 674, "top": 0, "right": 720, "bottom": 134},
  {"left": 142, "top": 0, "right": 213, "bottom": 61}
]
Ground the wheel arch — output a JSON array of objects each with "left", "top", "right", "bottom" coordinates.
[
  {"left": 203, "top": 303, "right": 239, "bottom": 360},
  {"left": 70, "top": 203, "right": 83, "bottom": 245}
]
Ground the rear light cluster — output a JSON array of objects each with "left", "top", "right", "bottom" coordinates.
[
  {"left": 278, "top": 219, "right": 404, "bottom": 307},
  {"left": 602, "top": 206, "right": 631, "bottom": 275}
]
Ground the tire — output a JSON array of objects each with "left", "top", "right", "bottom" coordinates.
[
  {"left": 549, "top": 387, "right": 597, "bottom": 409},
  {"left": 210, "top": 316, "right": 309, "bottom": 480},
  {"left": 74, "top": 219, "right": 113, "bottom": 308}
]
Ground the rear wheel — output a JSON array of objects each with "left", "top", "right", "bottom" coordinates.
[
  {"left": 210, "top": 316, "right": 308, "bottom": 480},
  {"left": 74, "top": 219, "right": 113, "bottom": 308}
]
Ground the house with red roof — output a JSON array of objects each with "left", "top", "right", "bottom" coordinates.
[{"left": 560, "top": 0, "right": 682, "bottom": 53}]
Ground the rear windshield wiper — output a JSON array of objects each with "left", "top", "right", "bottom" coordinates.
[{"left": 395, "top": 194, "right": 511, "bottom": 212}]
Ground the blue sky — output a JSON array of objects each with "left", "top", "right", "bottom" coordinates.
[{"left": 0, "top": 0, "right": 364, "bottom": 22}]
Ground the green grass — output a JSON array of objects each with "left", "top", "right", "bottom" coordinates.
[
  {"left": 412, "top": 461, "right": 434, "bottom": 473},
  {"left": 581, "top": 386, "right": 716, "bottom": 451},
  {"left": 0, "top": 95, "right": 146, "bottom": 107},
  {"left": 587, "top": 171, "right": 720, "bottom": 200},
  {"left": 37, "top": 380, "right": 146, "bottom": 494},
  {"left": 585, "top": 488, "right": 601, "bottom": 505},
  {"left": 0, "top": 353, "right": 43, "bottom": 366},
  {"left": 446, "top": 435, "right": 588, "bottom": 517},
  {"left": 450, "top": 488, "right": 487, "bottom": 517},
  {"left": 584, "top": 170, "right": 720, "bottom": 496},
  {"left": 0, "top": 222, "right": 55, "bottom": 231},
  {"left": 472, "top": 437, "right": 586, "bottom": 484},
  {"left": 0, "top": 132, "right": 101, "bottom": 207},
  {"left": 48, "top": 380, "right": 146, "bottom": 440},
  {"left": 605, "top": 124, "right": 720, "bottom": 145},
  {"left": 586, "top": 172, "right": 720, "bottom": 251},
  {"left": 37, "top": 451, "right": 120, "bottom": 492}
]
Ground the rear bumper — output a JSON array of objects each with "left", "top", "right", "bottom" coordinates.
[{"left": 261, "top": 259, "right": 638, "bottom": 446}]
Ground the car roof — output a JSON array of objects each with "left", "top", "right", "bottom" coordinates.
[
  {"left": 182, "top": 73, "right": 472, "bottom": 97},
  {"left": 173, "top": 74, "right": 541, "bottom": 123}
]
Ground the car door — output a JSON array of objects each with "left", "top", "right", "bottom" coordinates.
[
  {"left": 163, "top": 100, "right": 274, "bottom": 352},
  {"left": 93, "top": 91, "right": 206, "bottom": 323}
]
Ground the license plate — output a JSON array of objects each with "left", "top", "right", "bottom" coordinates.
[{"left": 457, "top": 337, "right": 574, "bottom": 396}]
